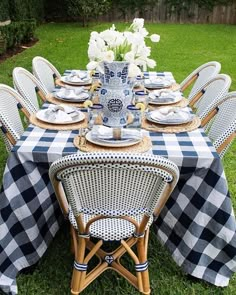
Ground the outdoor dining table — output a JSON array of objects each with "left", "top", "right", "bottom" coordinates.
[{"left": 0, "top": 72, "right": 236, "bottom": 294}]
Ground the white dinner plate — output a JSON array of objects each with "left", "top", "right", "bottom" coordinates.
[
  {"left": 148, "top": 94, "right": 182, "bottom": 105},
  {"left": 146, "top": 110, "right": 195, "bottom": 125},
  {"left": 86, "top": 131, "right": 142, "bottom": 147},
  {"left": 60, "top": 76, "right": 92, "bottom": 86},
  {"left": 36, "top": 109, "right": 85, "bottom": 125},
  {"left": 144, "top": 79, "right": 172, "bottom": 89},
  {"left": 54, "top": 92, "right": 90, "bottom": 102}
]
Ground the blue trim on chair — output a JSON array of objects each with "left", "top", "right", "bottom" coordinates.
[
  {"left": 0, "top": 125, "right": 7, "bottom": 134},
  {"left": 74, "top": 261, "right": 88, "bottom": 271},
  {"left": 135, "top": 261, "right": 148, "bottom": 272},
  {"left": 17, "top": 102, "right": 23, "bottom": 110},
  {"left": 133, "top": 232, "right": 145, "bottom": 238}
]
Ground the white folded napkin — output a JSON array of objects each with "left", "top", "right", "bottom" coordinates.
[
  {"left": 68, "top": 76, "right": 86, "bottom": 83},
  {"left": 150, "top": 107, "right": 190, "bottom": 123},
  {"left": 44, "top": 105, "right": 79, "bottom": 122},
  {"left": 56, "top": 88, "right": 88, "bottom": 100},
  {"left": 91, "top": 125, "right": 142, "bottom": 141},
  {"left": 145, "top": 77, "right": 171, "bottom": 86},
  {"left": 149, "top": 89, "right": 182, "bottom": 102},
  {"left": 71, "top": 70, "right": 88, "bottom": 80}
]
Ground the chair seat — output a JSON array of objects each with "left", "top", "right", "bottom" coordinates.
[{"left": 69, "top": 208, "right": 153, "bottom": 241}]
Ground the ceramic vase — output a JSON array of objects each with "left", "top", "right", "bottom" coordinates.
[{"left": 99, "top": 61, "right": 133, "bottom": 127}]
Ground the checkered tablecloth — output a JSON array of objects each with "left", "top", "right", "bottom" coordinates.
[{"left": 0, "top": 72, "right": 236, "bottom": 294}]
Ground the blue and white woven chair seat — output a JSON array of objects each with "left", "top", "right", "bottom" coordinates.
[{"left": 69, "top": 207, "right": 153, "bottom": 241}]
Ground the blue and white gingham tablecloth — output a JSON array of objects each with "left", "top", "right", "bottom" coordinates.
[{"left": 0, "top": 72, "right": 236, "bottom": 294}]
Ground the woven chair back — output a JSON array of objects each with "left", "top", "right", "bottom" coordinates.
[
  {"left": 13, "top": 67, "right": 48, "bottom": 114},
  {"left": 33, "top": 56, "right": 61, "bottom": 92},
  {"left": 207, "top": 92, "right": 236, "bottom": 157},
  {"left": 49, "top": 153, "right": 179, "bottom": 218},
  {"left": 180, "top": 61, "right": 221, "bottom": 100},
  {"left": 196, "top": 74, "right": 231, "bottom": 120},
  {"left": 0, "top": 84, "right": 24, "bottom": 151}
]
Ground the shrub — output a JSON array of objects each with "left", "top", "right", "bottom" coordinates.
[
  {"left": 0, "top": 0, "right": 10, "bottom": 22},
  {"left": 0, "top": 19, "right": 36, "bottom": 51},
  {"left": 9, "top": 0, "right": 44, "bottom": 22},
  {"left": 66, "top": 0, "right": 112, "bottom": 26}
]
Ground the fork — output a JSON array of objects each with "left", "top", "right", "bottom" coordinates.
[{"left": 78, "top": 128, "right": 83, "bottom": 146}]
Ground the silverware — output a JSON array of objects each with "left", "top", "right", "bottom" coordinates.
[
  {"left": 80, "top": 128, "right": 88, "bottom": 147},
  {"left": 78, "top": 128, "right": 83, "bottom": 146}
]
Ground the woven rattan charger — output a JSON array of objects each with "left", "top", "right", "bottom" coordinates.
[
  {"left": 55, "top": 78, "right": 91, "bottom": 89},
  {"left": 46, "top": 93, "right": 86, "bottom": 108},
  {"left": 145, "top": 82, "right": 180, "bottom": 92},
  {"left": 73, "top": 133, "right": 152, "bottom": 153},
  {"left": 142, "top": 116, "right": 201, "bottom": 133},
  {"left": 148, "top": 97, "right": 189, "bottom": 110},
  {"left": 29, "top": 113, "right": 88, "bottom": 131}
]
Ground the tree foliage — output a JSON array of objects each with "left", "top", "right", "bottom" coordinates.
[
  {"left": 0, "top": 0, "right": 10, "bottom": 22},
  {"left": 66, "top": 0, "right": 112, "bottom": 26},
  {"left": 165, "top": 0, "right": 231, "bottom": 16}
]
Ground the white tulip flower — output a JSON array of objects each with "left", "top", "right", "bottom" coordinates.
[
  {"left": 90, "top": 31, "right": 99, "bottom": 40},
  {"left": 86, "top": 61, "right": 99, "bottom": 71},
  {"left": 110, "top": 24, "right": 116, "bottom": 31},
  {"left": 139, "top": 28, "right": 149, "bottom": 38},
  {"left": 124, "top": 51, "right": 135, "bottom": 63},
  {"left": 146, "top": 58, "right": 156, "bottom": 68},
  {"left": 128, "top": 63, "right": 142, "bottom": 78},
  {"left": 103, "top": 50, "right": 115, "bottom": 62},
  {"left": 132, "top": 18, "right": 144, "bottom": 31},
  {"left": 150, "top": 34, "right": 160, "bottom": 42},
  {"left": 88, "top": 41, "right": 101, "bottom": 60}
]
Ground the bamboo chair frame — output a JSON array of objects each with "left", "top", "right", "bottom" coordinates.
[{"left": 49, "top": 153, "right": 179, "bottom": 295}]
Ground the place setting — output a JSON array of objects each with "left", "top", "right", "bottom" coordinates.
[
  {"left": 148, "top": 89, "right": 189, "bottom": 108},
  {"left": 144, "top": 76, "right": 172, "bottom": 89},
  {"left": 59, "top": 70, "right": 92, "bottom": 86},
  {"left": 73, "top": 125, "right": 152, "bottom": 153},
  {"left": 29, "top": 104, "right": 87, "bottom": 130},
  {"left": 142, "top": 106, "right": 201, "bottom": 133},
  {"left": 144, "top": 75, "right": 181, "bottom": 92},
  {"left": 46, "top": 86, "right": 90, "bottom": 107}
]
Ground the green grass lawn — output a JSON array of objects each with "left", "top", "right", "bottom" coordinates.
[{"left": 0, "top": 22, "right": 236, "bottom": 294}]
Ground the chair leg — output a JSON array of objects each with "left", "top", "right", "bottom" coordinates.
[
  {"left": 71, "top": 237, "right": 87, "bottom": 295},
  {"left": 136, "top": 232, "right": 151, "bottom": 295}
]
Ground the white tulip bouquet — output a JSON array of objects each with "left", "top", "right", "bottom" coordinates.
[{"left": 86, "top": 18, "right": 160, "bottom": 77}]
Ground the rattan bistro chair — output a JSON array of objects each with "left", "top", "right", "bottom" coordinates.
[
  {"left": 189, "top": 74, "right": 231, "bottom": 121},
  {"left": 13, "top": 67, "right": 49, "bottom": 114},
  {"left": 201, "top": 92, "right": 236, "bottom": 158},
  {"left": 180, "top": 61, "right": 221, "bottom": 100},
  {"left": 32, "top": 56, "right": 61, "bottom": 92},
  {"left": 49, "top": 153, "right": 179, "bottom": 295},
  {"left": 0, "top": 84, "right": 26, "bottom": 152}
]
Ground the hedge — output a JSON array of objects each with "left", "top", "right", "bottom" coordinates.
[
  {"left": 0, "top": 19, "right": 36, "bottom": 54},
  {"left": 0, "top": 0, "right": 10, "bottom": 22},
  {"left": 9, "top": 0, "right": 44, "bottom": 22}
]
